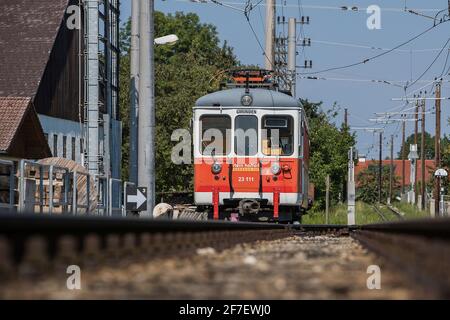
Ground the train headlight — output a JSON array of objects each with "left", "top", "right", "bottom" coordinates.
[
  {"left": 241, "top": 94, "right": 253, "bottom": 106},
  {"left": 211, "top": 162, "right": 222, "bottom": 174},
  {"left": 271, "top": 163, "right": 281, "bottom": 175}
]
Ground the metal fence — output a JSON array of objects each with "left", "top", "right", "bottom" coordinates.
[
  {"left": 0, "top": 159, "right": 15, "bottom": 212},
  {"left": 0, "top": 158, "right": 132, "bottom": 216}
]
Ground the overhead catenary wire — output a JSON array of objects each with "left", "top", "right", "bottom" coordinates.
[
  {"left": 303, "top": 39, "right": 444, "bottom": 53},
  {"left": 297, "top": 20, "right": 449, "bottom": 75},
  {"left": 245, "top": 13, "right": 275, "bottom": 69},
  {"left": 194, "top": 0, "right": 449, "bottom": 160},
  {"left": 182, "top": 1, "right": 442, "bottom": 13},
  {"left": 296, "top": 76, "right": 447, "bottom": 88},
  {"left": 405, "top": 37, "right": 450, "bottom": 89}
]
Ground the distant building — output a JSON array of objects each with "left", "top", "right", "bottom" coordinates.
[
  {"left": 355, "top": 159, "right": 436, "bottom": 187},
  {"left": 0, "top": 0, "right": 121, "bottom": 179}
]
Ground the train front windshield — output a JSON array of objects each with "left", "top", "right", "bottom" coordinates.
[
  {"left": 200, "top": 115, "right": 231, "bottom": 156},
  {"left": 234, "top": 115, "right": 258, "bottom": 156},
  {"left": 262, "top": 116, "right": 294, "bottom": 156}
]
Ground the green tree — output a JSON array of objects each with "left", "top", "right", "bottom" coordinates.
[
  {"left": 356, "top": 164, "right": 401, "bottom": 204},
  {"left": 398, "top": 132, "right": 435, "bottom": 160},
  {"left": 302, "top": 99, "right": 356, "bottom": 210},
  {"left": 119, "top": 12, "right": 238, "bottom": 191}
]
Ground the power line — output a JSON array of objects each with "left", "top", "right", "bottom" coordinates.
[
  {"left": 208, "top": 0, "right": 245, "bottom": 12},
  {"left": 440, "top": 48, "right": 450, "bottom": 77},
  {"left": 296, "top": 76, "right": 440, "bottom": 87},
  {"left": 305, "top": 39, "right": 443, "bottom": 53},
  {"left": 405, "top": 37, "right": 450, "bottom": 88},
  {"left": 297, "top": 20, "right": 449, "bottom": 75},
  {"left": 244, "top": 11, "right": 275, "bottom": 69},
  {"left": 183, "top": 1, "right": 443, "bottom": 13},
  {"left": 404, "top": 80, "right": 440, "bottom": 98}
]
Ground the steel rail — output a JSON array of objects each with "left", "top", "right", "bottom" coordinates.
[
  {"left": 358, "top": 217, "right": 450, "bottom": 239},
  {"left": 0, "top": 213, "right": 286, "bottom": 236},
  {"left": 1, "top": 211, "right": 450, "bottom": 297},
  {"left": 371, "top": 205, "right": 388, "bottom": 221},
  {"left": 383, "top": 203, "right": 406, "bottom": 220},
  {"left": 0, "top": 212, "right": 298, "bottom": 279},
  {"left": 354, "top": 218, "right": 450, "bottom": 298}
]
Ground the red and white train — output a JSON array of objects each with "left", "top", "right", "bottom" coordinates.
[{"left": 192, "top": 70, "right": 311, "bottom": 222}]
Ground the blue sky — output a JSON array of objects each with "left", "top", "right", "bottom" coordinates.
[{"left": 120, "top": 0, "right": 450, "bottom": 159}]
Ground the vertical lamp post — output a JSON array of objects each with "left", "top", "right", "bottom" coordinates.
[
  {"left": 129, "top": 0, "right": 140, "bottom": 185},
  {"left": 133, "top": 0, "right": 178, "bottom": 217},
  {"left": 137, "top": 0, "right": 154, "bottom": 217},
  {"left": 408, "top": 144, "right": 419, "bottom": 205}
]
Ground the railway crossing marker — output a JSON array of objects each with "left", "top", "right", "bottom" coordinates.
[{"left": 126, "top": 186, "right": 148, "bottom": 212}]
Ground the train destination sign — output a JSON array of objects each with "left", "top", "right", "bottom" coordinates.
[{"left": 126, "top": 186, "right": 148, "bottom": 211}]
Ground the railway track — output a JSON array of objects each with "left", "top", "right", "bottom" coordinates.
[
  {"left": 384, "top": 204, "right": 405, "bottom": 220},
  {"left": 352, "top": 218, "right": 450, "bottom": 297},
  {"left": 0, "top": 212, "right": 449, "bottom": 298},
  {"left": 0, "top": 213, "right": 299, "bottom": 279},
  {"left": 371, "top": 205, "right": 388, "bottom": 221}
]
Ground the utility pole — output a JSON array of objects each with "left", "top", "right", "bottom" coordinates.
[
  {"left": 421, "top": 97, "right": 426, "bottom": 210},
  {"left": 414, "top": 98, "right": 419, "bottom": 203},
  {"left": 402, "top": 120, "right": 406, "bottom": 196},
  {"left": 434, "top": 81, "right": 442, "bottom": 215},
  {"left": 264, "top": 0, "right": 276, "bottom": 70},
  {"left": 347, "top": 147, "right": 356, "bottom": 225},
  {"left": 343, "top": 108, "right": 348, "bottom": 203},
  {"left": 129, "top": 0, "right": 140, "bottom": 184},
  {"left": 379, "top": 131, "right": 383, "bottom": 203},
  {"left": 344, "top": 108, "right": 348, "bottom": 128},
  {"left": 389, "top": 135, "right": 394, "bottom": 204},
  {"left": 350, "top": 127, "right": 384, "bottom": 203},
  {"left": 138, "top": 0, "right": 155, "bottom": 216},
  {"left": 287, "top": 17, "right": 296, "bottom": 97},
  {"left": 325, "top": 175, "right": 330, "bottom": 224}
]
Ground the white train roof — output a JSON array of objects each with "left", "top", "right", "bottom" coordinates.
[{"left": 195, "top": 88, "right": 301, "bottom": 109}]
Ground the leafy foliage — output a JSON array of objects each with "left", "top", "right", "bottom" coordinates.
[
  {"left": 356, "top": 164, "right": 401, "bottom": 204},
  {"left": 119, "top": 12, "right": 238, "bottom": 191},
  {"left": 119, "top": 11, "right": 357, "bottom": 207},
  {"left": 301, "top": 99, "right": 356, "bottom": 210},
  {"left": 398, "top": 132, "right": 435, "bottom": 160}
]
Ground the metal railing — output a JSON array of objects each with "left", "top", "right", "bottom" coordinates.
[
  {"left": 0, "top": 159, "right": 15, "bottom": 212},
  {"left": 18, "top": 160, "right": 71, "bottom": 214},
  {"left": 72, "top": 170, "right": 91, "bottom": 215},
  {"left": 108, "top": 178, "right": 123, "bottom": 216},
  {"left": 1, "top": 157, "right": 132, "bottom": 217}
]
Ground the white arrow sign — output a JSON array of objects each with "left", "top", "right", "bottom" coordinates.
[{"left": 127, "top": 189, "right": 147, "bottom": 209}]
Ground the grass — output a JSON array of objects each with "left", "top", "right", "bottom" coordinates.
[
  {"left": 302, "top": 201, "right": 429, "bottom": 225},
  {"left": 390, "top": 201, "right": 430, "bottom": 219}
]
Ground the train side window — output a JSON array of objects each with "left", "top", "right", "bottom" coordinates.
[
  {"left": 200, "top": 115, "right": 231, "bottom": 156},
  {"left": 262, "top": 116, "right": 294, "bottom": 156},
  {"left": 235, "top": 115, "right": 258, "bottom": 156}
]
